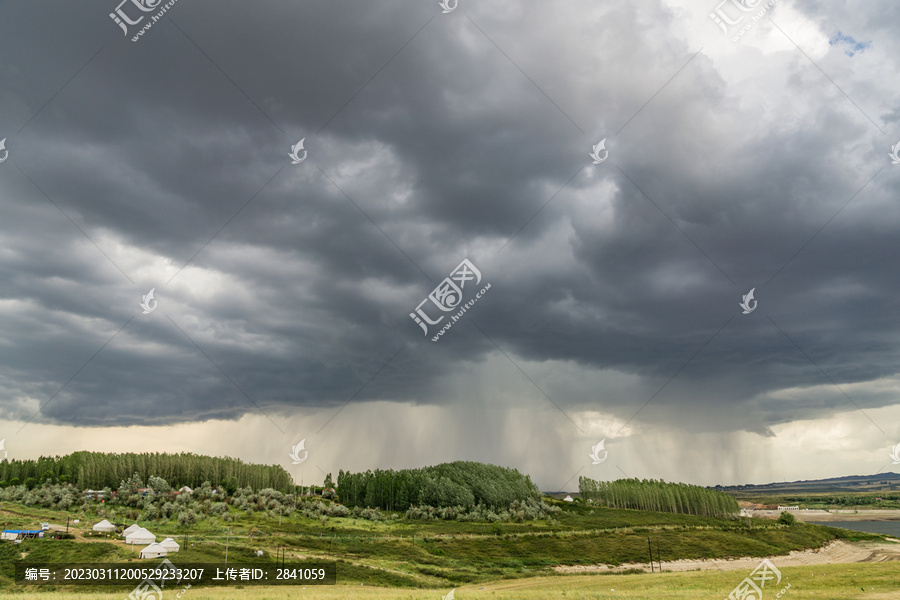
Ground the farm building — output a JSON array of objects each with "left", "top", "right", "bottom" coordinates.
[
  {"left": 92, "top": 519, "right": 116, "bottom": 533},
  {"left": 125, "top": 527, "right": 155, "bottom": 545},
  {"left": 139, "top": 543, "right": 168, "bottom": 559},
  {"left": 1, "top": 530, "right": 44, "bottom": 540},
  {"left": 82, "top": 489, "right": 108, "bottom": 499},
  {"left": 159, "top": 537, "right": 180, "bottom": 552}
]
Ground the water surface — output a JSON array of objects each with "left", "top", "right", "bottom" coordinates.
[{"left": 807, "top": 520, "right": 900, "bottom": 536}]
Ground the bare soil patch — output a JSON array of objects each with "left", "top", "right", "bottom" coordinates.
[{"left": 554, "top": 539, "right": 900, "bottom": 574}]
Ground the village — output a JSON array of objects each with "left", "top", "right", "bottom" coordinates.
[
  {"left": 2, "top": 485, "right": 198, "bottom": 560},
  {"left": 2, "top": 515, "right": 188, "bottom": 559}
]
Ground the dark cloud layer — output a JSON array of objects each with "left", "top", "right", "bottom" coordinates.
[{"left": 0, "top": 0, "right": 898, "bottom": 464}]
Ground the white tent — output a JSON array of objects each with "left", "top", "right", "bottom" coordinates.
[
  {"left": 122, "top": 524, "right": 141, "bottom": 536},
  {"left": 125, "top": 527, "right": 156, "bottom": 545},
  {"left": 159, "top": 537, "right": 180, "bottom": 552},
  {"left": 139, "top": 543, "right": 168, "bottom": 559},
  {"left": 178, "top": 486, "right": 193, "bottom": 494},
  {"left": 92, "top": 519, "right": 116, "bottom": 532}
]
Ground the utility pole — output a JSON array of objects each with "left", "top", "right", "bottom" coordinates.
[
  {"left": 648, "top": 538, "right": 654, "bottom": 573},
  {"left": 225, "top": 529, "right": 230, "bottom": 565},
  {"left": 66, "top": 517, "right": 69, "bottom": 534}
]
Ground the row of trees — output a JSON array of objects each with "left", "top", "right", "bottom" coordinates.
[
  {"left": 579, "top": 477, "right": 739, "bottom": 518},
  {"left": 337, "top": 461, "right": 542, "bottom": 510},
  {"left": 0, "top": 452, "right": 293, "bottom": 491}
]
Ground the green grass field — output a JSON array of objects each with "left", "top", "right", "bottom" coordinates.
[
  {"left": 730, "top": 489, "right": 900, "bottom": 510},
  {"left": 0, "top": 497, "right": 893, "bottom": 594},
  {"left": 2, "top": 562, "right": 899, "bottom": 599}
]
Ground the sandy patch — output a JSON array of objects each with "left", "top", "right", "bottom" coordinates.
[{"left": 554, "top": 539, "right": 900, "bottom": 574}]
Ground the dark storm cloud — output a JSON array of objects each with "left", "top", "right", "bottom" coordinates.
[{"left": 0, "top": 0, "right": 898, "bottom": 437}]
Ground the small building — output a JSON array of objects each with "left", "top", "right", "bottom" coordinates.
[
  {"left": 125, "top": 527, "right": 156, "bottom": 545},
  {"left": 777, "top": 506, "right": 800, "bottom": 511},
  {"left": 139, "top": 543, "right": 168, "bottom": 559},
  {"left": 122, "top": 524, "right": 141, "bottom": 536},
  {"left": 159, "top": 537, "right": 180, "bottom": 553},
  {"left": 1, "top": 530, "right": 44, "bottom": 540},
  {"left": 92, "top": 519, "right": 117, "bottom": 533},
  {"left": 177, "top": 486, "right": 193, "bottom": 494}
]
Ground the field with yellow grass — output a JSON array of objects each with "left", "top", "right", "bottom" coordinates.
[{"left": 5, "top": 562, "right": 900, "bottom": 600}]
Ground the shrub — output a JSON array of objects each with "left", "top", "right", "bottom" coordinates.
[
  {"left": 147, "top": 476, "right": 170, "bottom": 493},
  {"left": 404, "top": 498, "right": 559, "bottom": 522},
  {"left": 178, "top": 509, "right": 198, "bottom": 527},
  {"left": 777, "top": 511, "right": 797, "bottom": 525}
]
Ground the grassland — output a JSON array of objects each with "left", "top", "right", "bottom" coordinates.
[
  {"left": 735, "top": 491, "right": 900, "bottom": 510},
  {"left": 2, "top": 562, "right": 899, "bottom": 599},
  {"left": 0, "top": 496, "right": 888, "bottom": 592}
]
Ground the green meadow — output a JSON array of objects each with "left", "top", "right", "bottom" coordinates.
[
  {"left": 0, "top": 497, "right": 889, "bottom": 592},
  {"left": 3, "top": 563, "right": 900, "bottom": 600}
]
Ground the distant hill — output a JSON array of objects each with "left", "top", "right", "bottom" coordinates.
[
  {"left": 716, "top": 472, "right": 900, "bottom": 495},
  {"left": 337, "top": 461, "right": 541, "bottom": 510}
]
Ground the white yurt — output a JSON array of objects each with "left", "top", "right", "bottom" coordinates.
[
  {"left": 159, "top": 537, "right": 180, "bottom": 552},
  {"left": 125, "top": 527, "right": 156, "bottom": 545},
  {"left": 139, "top": 543, "right": 168, "bottom": 559},
  {"left": 122, "top": 524, "right": 141, "bottom": 536},
  {"left": 92, "top": 519, "right": 116, "bottom": 533}
]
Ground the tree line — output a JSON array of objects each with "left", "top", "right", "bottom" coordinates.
[
  {"left": 337, "top": 461, "right": 541, "bottom": 510},
  {"left": 0, "top": 451, "right": 293, "bottom": 492},
  {"left": 579, "top": 476, "right": 739, "bottom": 518}
]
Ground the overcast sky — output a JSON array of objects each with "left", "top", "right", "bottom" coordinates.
[{"left": 1, "top": 0, "right": 899, "bottom": 490}]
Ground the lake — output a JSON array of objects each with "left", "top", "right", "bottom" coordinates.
[{"left": 808, "top": 520, "right": 900, "bottom": 537}]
